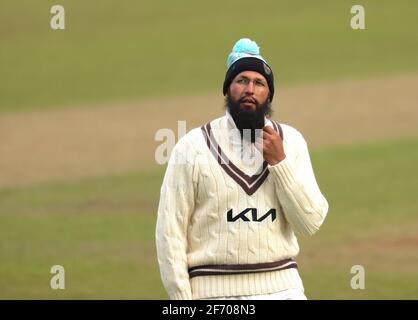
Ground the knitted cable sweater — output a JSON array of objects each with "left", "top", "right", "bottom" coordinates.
[{"left": 156, "top": 112, "right": 329, "bottom": 300}]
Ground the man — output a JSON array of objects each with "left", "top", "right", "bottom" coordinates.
[{"left": 156, "top": 38, "right": 329, "bottom": 300}]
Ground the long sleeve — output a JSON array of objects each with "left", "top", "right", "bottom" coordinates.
[
  {"left": 155, "top": 138, "right": 198, "bottom": 300},
  {"left": 268, "top": 132, "right": 329, "bottom": 237}
]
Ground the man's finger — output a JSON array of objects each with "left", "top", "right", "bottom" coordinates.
[
  {"left": 263, "top": 126, "right": 275, "bottom": 135},
  {"left": 262, "top": 130, "right": 275, "bottom": 140}
]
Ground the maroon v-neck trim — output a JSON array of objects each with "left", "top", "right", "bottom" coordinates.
[{"left": 201, "top": 120, "right": 283, "bottom": 195}]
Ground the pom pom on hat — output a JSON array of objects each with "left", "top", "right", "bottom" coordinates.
[{"left": 226, "top": 38, "right": 267, "bottom": 68}]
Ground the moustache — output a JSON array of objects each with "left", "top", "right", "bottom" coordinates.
[{"left": 239, "top": 96, "right": 258, "bottom": 105}]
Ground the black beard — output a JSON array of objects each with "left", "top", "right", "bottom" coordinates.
[{"left": 225, "top": 95, "right": 272, "bottom": 143}]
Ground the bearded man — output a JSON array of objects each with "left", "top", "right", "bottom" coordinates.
[{"left": 156, "top": 38, "right": 329, "bottom": 300}]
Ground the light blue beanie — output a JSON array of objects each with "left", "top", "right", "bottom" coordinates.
[{"left": 223, "top": 38, "right": 275, "bottom": 100}]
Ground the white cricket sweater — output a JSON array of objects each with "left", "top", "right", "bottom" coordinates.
[{"left": 156, "top": 112, "right": 329, "bottom": 300}]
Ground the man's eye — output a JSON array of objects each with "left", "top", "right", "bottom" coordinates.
[
  {"left": 237, "top": 79, "right": 248, "bottom": 84},
  {"left": 255, "top": 81, "right": 265, "bottom": 86}
]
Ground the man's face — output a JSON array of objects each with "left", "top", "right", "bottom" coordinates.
[
  {"left": 226, "top": 71, "right": 272, "bottom": 142},
  {"left": 228, "top": 71, "right": 270, "bottom": 110}
]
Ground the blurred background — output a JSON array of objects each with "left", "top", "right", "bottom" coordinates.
[{"left": 0, "top": 0, "right": 417, "bottom": 299}]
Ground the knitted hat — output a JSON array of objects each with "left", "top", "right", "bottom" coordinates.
[{"left": 223, "top": 38, "right": 274, "bottom": 101}]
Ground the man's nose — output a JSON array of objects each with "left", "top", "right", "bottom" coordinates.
[{"left": 244, "top": 81, "right": 255, "bottom": 94}]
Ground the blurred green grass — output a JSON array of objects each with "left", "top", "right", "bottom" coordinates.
[
  {"left": 0, "top": 139, "right": 417, "bottom": 299},
  {"left": 0, "top": 170, "right": 165, "bottom": 299},
  {"left": 299, "top": 139, "right": 418, "bottom": 299},
  {"left": 1, "top": 0, "right": 418, "bottom": 112}
]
